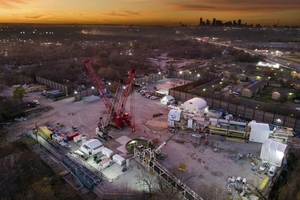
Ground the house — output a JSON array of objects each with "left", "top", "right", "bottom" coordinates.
[{"left": 241, "top": 79, "right": 268, "bottom": 98}]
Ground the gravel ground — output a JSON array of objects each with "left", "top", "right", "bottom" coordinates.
[{"left": 1, "top": 81, "right": 270, "bottom": 199}]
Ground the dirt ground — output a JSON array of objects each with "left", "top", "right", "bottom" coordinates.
[{"left": 1, "top": 81, "right": 270, "bottom": 199}]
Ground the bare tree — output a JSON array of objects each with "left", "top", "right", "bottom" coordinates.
[
  {"left": 155, "top": 176, "right": 182, "bottom": 200},
  {"left": 136, "top": 169, "right": 157, "bottom": 197},
  {"left": 197, "top": 184, "right": 228, "bottom": 200}
]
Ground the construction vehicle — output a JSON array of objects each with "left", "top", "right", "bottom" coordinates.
[
  {"left": 83, "top": 60, "right": 136, "bottom": 141},
  {"left": 153, "top": 126, "right": 180, "bottom": 160}
]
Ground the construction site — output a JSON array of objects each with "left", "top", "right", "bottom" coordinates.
[{"left": 5, "top": 60, "right": 296, "bottom": 200}]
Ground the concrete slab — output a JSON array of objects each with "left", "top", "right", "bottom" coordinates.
[
  {"left": 102, "top": 163, "right": 123, "bottom": 180},
  {"left": 116, "top": 145, "right": 127, "bottom": 154},
  {"left": 115, "top": 136, "right": 132, "bottom": 144}
]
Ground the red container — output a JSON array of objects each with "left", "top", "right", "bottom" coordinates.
[
  {"left": 67, "top": 132, "right": 79, "bottom": 141},
  {"left": 115, "top": 116, "right": 123, "bottom": 127}
]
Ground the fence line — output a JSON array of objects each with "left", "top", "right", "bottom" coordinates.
[{"left": 169, "top": 89, "right": 300, "bottom": 133}]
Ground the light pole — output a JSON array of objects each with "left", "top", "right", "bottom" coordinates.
[
  {"left": 91, "top": 86, "right": 94, "bottom": 95},
  {"left": 74, "top": 90, "right": 77, "bottom": 101},
  {"left": 108, "top": 82, "right": 111, "bottom": 91},
  {"left": 179, "top": 71, "right": 182, "bottom": 85}
]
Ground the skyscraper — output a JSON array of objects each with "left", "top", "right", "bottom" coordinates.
[{"left": 199, "top": 18, "right": 203, "bottom": 26}]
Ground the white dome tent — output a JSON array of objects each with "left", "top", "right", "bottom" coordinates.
[{"left": 182, "top": 97, "right": 208, "bottom": 114}]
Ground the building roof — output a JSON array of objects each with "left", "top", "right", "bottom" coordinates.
[
  {"left": 247, "top": 79, "right": 268, "bottom": 91},
  {"left": 83, "top": 139, "right": 102, "bottom": 149}
]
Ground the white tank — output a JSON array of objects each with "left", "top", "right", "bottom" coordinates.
[
  {"left": 126, "top": 159, "right": 130, "bottom": 168},
  {"left": 82, "top": 135, "right": 87, "bottom": 144},
  {"left": 268, "top": 166, "right": 277, "bottom": 177}
]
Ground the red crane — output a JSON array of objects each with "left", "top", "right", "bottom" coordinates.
[
  {"left": 115, "top": 69, "right": 136, "bottom": 132},
  {"left": 83, "top": 59, "right": 136, "bottom": 136},
  {"left": 83, "top": 60, "right": 112, "bottom": 111}
]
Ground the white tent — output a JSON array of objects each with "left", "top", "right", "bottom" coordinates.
[
  {"left": 182, "top": 98, "right": 207, "bottom": 114},
  {"left": 249, "top": 121, "right": 271, "bottom": 143},
  {"left": 260, "top": 139, "right": 287, "bottom": 167}
]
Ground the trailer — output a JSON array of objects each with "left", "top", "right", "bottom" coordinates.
[
  {"left": 102, "top": 147, "right": 113, "bottom": 158},
  {"left": 73, "top": 134, "right": 82, "bottom": 143},
  {"left": 98, "top": 158, "right": 113, "bottom": 170},
  {"left": 39, "top": 126, "right": 53, "bottom": 139},
  {"left": 112, "top": 154, "right": 125, "bottom": 166}
]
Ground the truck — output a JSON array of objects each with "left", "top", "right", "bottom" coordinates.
[
  {"left": 98, "top": 158, "right": 113, "bottom": 170},
  {"left": 73, "top": 150, "right": 89, "bottom": 160}
]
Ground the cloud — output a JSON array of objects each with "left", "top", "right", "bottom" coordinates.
[
  {"left": 104, "top": 8, "right": 140, "bottom": 18},
  {"left": 0, "top": 0, "right": 32, "bottom": 8},
  {"left": 161, "top": 0, "right": 300, "bottom": 13},
  {"left": 25, "top": 14, "right": 55, "bottom": 19}
]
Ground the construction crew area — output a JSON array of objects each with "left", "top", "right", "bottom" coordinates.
[{"left": 22, "top": 66, "right": 295, "bottom": 200}]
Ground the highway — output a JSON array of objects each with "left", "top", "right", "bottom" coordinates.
[{"left": 209, "top": 40, "right": 300, "bottom": 71}]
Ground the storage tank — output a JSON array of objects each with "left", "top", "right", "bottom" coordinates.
[
  {"left": 126, "top": 159, "right": 130, "bottom": 168},
  {"left": 82, "top": 135, "right": 87, "bottom": 144},
  {"left": 268, "top": 166, "right": 277, "bottom": 177}
]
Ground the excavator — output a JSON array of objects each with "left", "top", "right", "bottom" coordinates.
[{"left": 154, "top": 126, "right": 180, "bottom": 160}]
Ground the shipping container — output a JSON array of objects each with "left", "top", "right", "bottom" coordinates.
[
  {"left": 112, "top": 154, "right": 125, "bottom": 166},
  {"left": 39, "top": 126, "right": 53, "bottom": 139},
  {"left": 67, "top": 132, "right": 79, "bottom": 141},
  {"left": 102, "top": 147, "right": 113, "bottom": 158}
]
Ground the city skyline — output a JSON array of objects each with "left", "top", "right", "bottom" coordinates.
[{"left": 0, "top": 0, "right": 299, "bottom": 26}]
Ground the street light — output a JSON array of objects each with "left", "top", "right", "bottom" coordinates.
[{"left": 91, "top": 86, "right": 94, "bottom": 95}]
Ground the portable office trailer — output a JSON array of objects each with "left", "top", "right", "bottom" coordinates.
[
  {"left": 112, "top": 154, "right": 125, "bottom": 166},
  {"left": 102, "top": 147, "right": 113, "bottom": 158}
]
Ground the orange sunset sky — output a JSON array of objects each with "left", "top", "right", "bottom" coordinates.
[{"left": 0, "top": 0, "right": 299, "bottom": 26}]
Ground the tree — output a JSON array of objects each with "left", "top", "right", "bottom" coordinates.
[
  {"left": 278, "top": 94, "right": 287, "bottom": 105},
  {"left": 13, "top": 86, "right": 26, "bottom": 102},
  {"left": 136, "top": 169, "right": 157, "bottom": 197},
  {"left": 197, "top": 184, "right": 227, "bottom": 200},
  {"left": 229, "top": 73, "right": 238, "bottom": 84}
]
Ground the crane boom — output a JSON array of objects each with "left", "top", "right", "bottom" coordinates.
[
  {"left": 116, "top": 69, "right": 135, "bottom": 116},
  {"left": 83, "top": 59, "right": 112, "bottom": 111}
]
